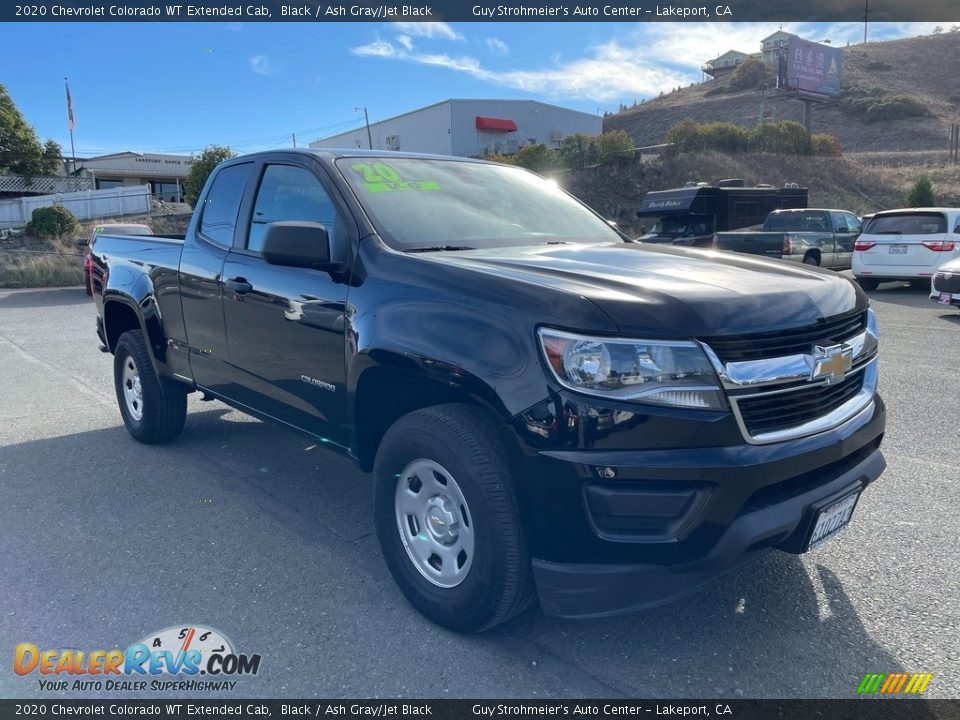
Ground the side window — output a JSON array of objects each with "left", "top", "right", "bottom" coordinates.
[
  {"left": 845, "top": 213, "right": 862, "bottom": 234},
  {"left": 248, "top": 165, "right": 338, "bottom": 253},
  {"left": 199, "top": 163, "right": 251, "bottom": 247}
]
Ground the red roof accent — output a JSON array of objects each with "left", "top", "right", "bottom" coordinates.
[{"left": 475, "top": 116, "right": 517, "bottom": 132}]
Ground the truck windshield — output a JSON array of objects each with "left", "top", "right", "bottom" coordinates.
[
  {"left": 650, "top": 214, "right": 713, "bottom": 236},
  {"left": 336, "top": 158, "right": 622, "bottom": 250}
]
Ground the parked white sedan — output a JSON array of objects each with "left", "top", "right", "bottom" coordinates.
[
  {"left": 852, "top": 208, "right": 960, "bottom": 291},
  {"left": 931, "top": 256, "right": 960, "bottom": 310}
]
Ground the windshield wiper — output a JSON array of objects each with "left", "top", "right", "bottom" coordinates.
[{"left": 404, "top": 245, "right": 476, "bottom": 253}]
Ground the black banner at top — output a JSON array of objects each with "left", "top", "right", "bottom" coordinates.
[{"left": 3, "top": 0, "right": 960, "bottom": 22}]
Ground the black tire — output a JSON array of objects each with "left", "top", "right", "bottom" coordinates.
[
  {"left": 857, "top": 277, "right": 879, "bottom": 291},
  {"left": 114, "top": 330, "right": 187, "bottom": 444},
  {"left": 373, "top": 403, "right": 536, "bottom": 632},
  {"left": 802, "top": 253, "right": 819, "bottom": 266}
]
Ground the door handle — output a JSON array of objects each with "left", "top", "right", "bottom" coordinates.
[{"left": 225, "top": 277, "right": 253, "bottom": 294}]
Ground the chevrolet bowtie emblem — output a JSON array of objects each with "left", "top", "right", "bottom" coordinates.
[{"left": 811, "top": 343, "right": 853, "bottom": 383}]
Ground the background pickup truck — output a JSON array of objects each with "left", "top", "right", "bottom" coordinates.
[
  {"left": 90, "top": 149, "right": 885, "bottom": 632},
  {"left": 713, "top": 208, "right": 863, "bottom": 269}
]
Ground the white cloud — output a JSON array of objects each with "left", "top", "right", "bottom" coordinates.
[
  {"left": 224, "top": 21, "right": 242, "bottom": 32},
  {"left": 351, "top": 40, "right": 398, "bottom": 58},
  {"left": 485, "top": 37, "right": 509, "bottom": 56},
  {"left": 351, "top": 39, "right": 690, "bottom": 102},
  {"left": 396, "top": 34, "right": 414, "bottom": 51},
  {"left": 391, "top": 21, "right": 463, "bottom": 41},
  {"left": 249, "top": 54, "right": 272, "bottom": 75}
]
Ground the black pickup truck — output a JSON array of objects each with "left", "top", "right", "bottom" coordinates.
[{"left": 91, "top": 150, "right": 885, "bottom": 632}]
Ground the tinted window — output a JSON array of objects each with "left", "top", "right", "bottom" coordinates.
[
  {"left": 248, "top": 165, "right": 339, "bottom": 252},
  {"left": 764, "top": 211, "right": 829, "bottom": 232},
  {"left": 844, "top": 213, "right": 862, "bottom": 234},
  {"left": 336, "top": 158, "right": 620, "bottom": 250},
  {"left": 199, "top": 163, "right": 251, "bottom": 247},
  {"left": 864, "top": 212, "right": 947, "bottom": 235}
]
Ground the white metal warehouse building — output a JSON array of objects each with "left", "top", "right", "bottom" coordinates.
[{"left": 308, "top": 99, "right": 603, "bottom": 158}]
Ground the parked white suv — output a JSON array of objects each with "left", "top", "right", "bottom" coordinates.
[{"left": 852, "top": 208, "right": 960, "bottom": 291}]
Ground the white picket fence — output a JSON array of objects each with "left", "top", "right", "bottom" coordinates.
[{"left": 0, "top": 185, "right": 152, "bottom": 229}]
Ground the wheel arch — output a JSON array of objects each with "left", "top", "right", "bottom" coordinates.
[
  {"left": 350, "top": 353, "right": 511, "bottom": 472},
  {"left": 102, "top": 294, "right": 166, "bottom": 373}
]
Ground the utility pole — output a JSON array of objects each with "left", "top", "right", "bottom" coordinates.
[
  {"left": 291, "top": 132, "right": 297, "bottom": 148},
  {"left": 356, "top": 106, "right": 373, "bottom": 149},
  {"left": 863, "top": 0, "right": 870, "bottom": 43}
]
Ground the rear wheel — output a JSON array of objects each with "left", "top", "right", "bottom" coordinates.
[
  {"left": 802, "top": 253, "right": 819, "bottom": 266},
  {"left": 373, "top": 404, "right": 536, "bottom": 632},
  {"left": 114, "top": 330, "right": 187, "bottom": 444},
  {"left": 857, "top": 277, "right": 879, "bottom": 291}
]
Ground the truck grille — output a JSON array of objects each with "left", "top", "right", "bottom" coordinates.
[
  {"left": 933, "top": 272, "right": 960, "bottom": 294},
  {"left": 734, "top": 371, "right": 865, "bottom": 437},
  {"left": 700, "top": 310, "right": 867, "bottom": 363}
]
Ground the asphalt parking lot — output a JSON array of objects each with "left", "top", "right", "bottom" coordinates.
[{"left": 1, "top": 280, "right": 958, "bottom": 700}]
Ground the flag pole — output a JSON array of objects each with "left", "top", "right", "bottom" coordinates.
[{"left": 65, "top": 77, "right": 76, "bottom": 174}]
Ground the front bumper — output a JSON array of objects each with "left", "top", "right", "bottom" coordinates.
[
  {"left": 533, "top": 447, "right": 884, "bottom": 618},
  {"left": 507, "top": 390, "right": 886, "bottom": 619}
]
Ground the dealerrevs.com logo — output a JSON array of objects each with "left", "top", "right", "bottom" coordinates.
[{"left": 14, "top": 625, "right": 262, "bottom": 693}]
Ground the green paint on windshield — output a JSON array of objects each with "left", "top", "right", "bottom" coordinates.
[{"left": 350, "top": 162, "right": 441, "bottom": 192}]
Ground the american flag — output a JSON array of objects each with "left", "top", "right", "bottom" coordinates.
[{"left": 65, "top": 79, "right": 76, "bottom": 131}]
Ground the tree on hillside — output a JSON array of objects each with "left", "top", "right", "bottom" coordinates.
[
  {"left": 183, "top": 145, "right": 236, "bottom": 207},
  {"left": 907, "top": 176, "right": 936, "bottom": 206},
  {"left": 0, "top": 83, "right": 63, "bottom": 177}
]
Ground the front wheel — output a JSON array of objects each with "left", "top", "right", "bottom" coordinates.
[
  {"left": 114, "top": 329, "right": 187, "bottom": 444},
  {"left": 373, "top": 404, "right": 536, "bottom": 632}
]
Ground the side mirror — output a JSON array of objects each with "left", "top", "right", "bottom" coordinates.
[{"left": 262, "top": 221, "right": 340, "bottom": 271}]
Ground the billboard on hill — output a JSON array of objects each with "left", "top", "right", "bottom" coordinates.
[{"left": 785, "top": 37, "right": 843, "bottom": 97}]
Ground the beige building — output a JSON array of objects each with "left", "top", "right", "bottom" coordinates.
[{"left": 74, "top": 152, "right": 194, "bottom": 202}]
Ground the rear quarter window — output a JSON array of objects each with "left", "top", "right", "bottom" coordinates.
[{"left": 199, "top": 163, "right": 252, "bottom": 247}]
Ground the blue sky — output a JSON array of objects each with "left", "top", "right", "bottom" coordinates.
[{"left": 0, "top": 21, "right": 943, "bottom": 157}]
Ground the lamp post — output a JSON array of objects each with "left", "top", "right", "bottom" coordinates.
[{"left": 355, "top": 106, "right": 373, "bottom": 150}]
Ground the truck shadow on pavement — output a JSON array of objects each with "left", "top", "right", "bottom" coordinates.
[{"left": 0, "top": 406, "right": 921, "bottom": 700}]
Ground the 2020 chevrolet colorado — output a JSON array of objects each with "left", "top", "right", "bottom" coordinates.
[{"left": 91, "top": 150, "right": 885, "bottom": 631}]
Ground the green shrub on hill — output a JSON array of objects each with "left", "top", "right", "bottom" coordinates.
[
  {"left": 665, "top": 119, "right": 837, "bottom": 156},
  {"left": 839, "top": 85, "right": 932, "bottom": 123}
]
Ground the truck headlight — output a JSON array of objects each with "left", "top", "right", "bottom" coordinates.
[{"left": 537, "top": 328, "right": 724, "bottom": 410}]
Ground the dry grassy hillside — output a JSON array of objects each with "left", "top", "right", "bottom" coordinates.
[{"left": 605, "top": 32, "right": 960, "bottom": 153}]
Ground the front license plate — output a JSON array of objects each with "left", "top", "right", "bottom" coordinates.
[
  {"left": 940, "top": 292, "right": 953, "bottom": 305},
  {"left": 806, "top": 492, "right": 860, "bottom": 551},
  {"left": 889, "top": 245, "right": 908, "bottom": 254}
]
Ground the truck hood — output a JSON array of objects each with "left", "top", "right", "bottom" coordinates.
[{"left": 423, "top": 242, "right": 864, "bottom": 336}]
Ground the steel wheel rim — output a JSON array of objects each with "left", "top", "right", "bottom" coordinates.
[
  {"left": 122, "top": 356, "right": 144, "bottom": 422},
  {"left": 395, "top": 458, "right": 475, "bottom": 588}
]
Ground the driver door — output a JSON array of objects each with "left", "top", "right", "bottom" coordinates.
[{"left": 220, "top": 159, "right": 355, "bottom": 447}]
